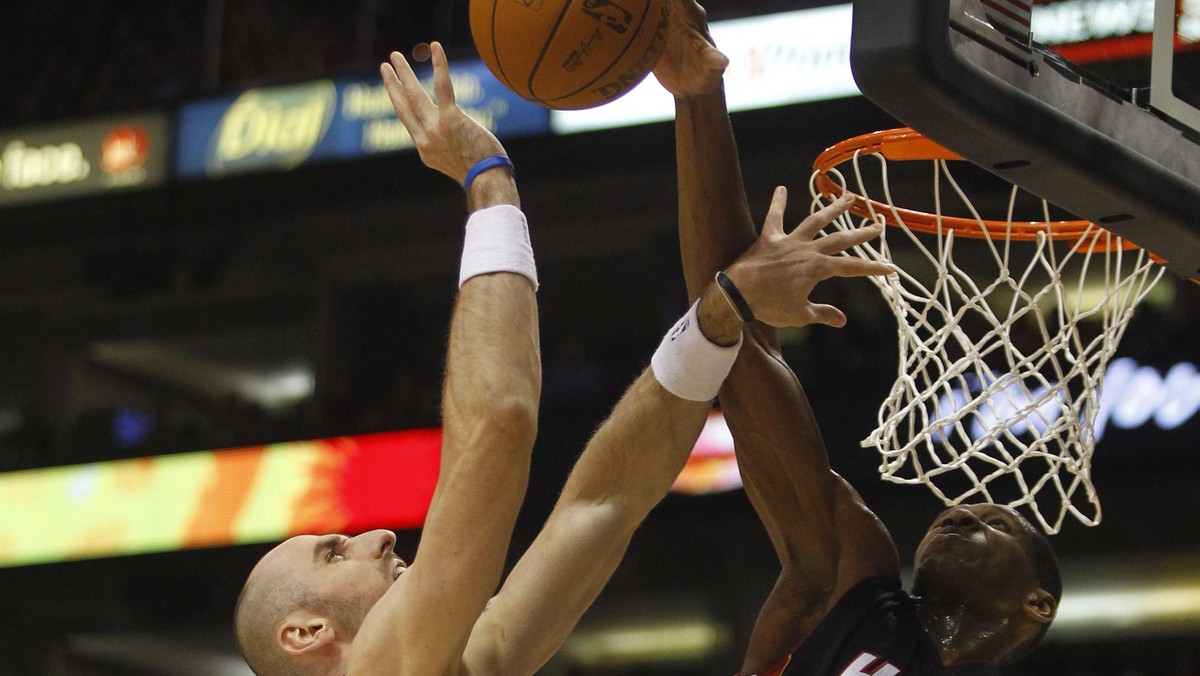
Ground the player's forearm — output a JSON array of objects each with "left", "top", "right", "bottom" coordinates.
[
  {"left": 675, "top": 86, "right": 758, "bottom": 302},
  {"left": 550, "top": 280, "right": 738, "bottom": 518},
  {"left": 443, "top": 168, "right": 539, "bottom": 455},
  {"left": 562, "top": 369, "right": 710, "bottom": 519},
  {"left": 465, "top": 357, "right": 720, "bottom": 675},
  {"left": 442, "top": 276, "right": 540, "bottom": 450}
]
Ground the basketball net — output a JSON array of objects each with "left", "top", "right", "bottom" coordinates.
[{"left": 809, "top": 128, "right": 1166, "bottom": 534}]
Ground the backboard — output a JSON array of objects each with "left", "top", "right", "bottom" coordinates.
[{"left": 849, "top": 0, "right": 1200, "bottom": 282}]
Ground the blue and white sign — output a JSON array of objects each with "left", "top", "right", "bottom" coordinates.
[
  {"left": 175, "top": 61, "right": 550, "bottom": 179},
  {"left": 929, "top": 357, "right": 1200, "bottom": 445}
]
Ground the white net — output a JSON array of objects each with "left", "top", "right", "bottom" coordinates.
[{"left": 810, "top": 134, "right": 1165, "bottom": 534}]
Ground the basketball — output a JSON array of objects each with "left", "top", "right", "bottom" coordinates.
[{"left": 470, "top": 0, "right": 671, "bottom": 110}]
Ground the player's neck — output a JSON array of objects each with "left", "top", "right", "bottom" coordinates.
[{"left": 916, "top": 597, "right": 1011, "bottom": 666}]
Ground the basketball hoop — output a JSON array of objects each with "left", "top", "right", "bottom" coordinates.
[{"left": 810, "top": 127, "right": 1166, "bottom": 534}]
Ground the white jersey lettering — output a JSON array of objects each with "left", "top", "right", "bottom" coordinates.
[{"left": 840, "top": 652, "right": 901, "bottom": 676}]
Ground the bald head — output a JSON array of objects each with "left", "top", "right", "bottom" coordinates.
[{"left": 235, "top": 533, "right": 403, "bottom": 675}]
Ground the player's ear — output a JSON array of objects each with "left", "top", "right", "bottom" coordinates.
[
  {"left": 279, "top": 612, "right": 337, "bottom": 656},
  {"left": 1022, "top": 588, "right": 1057, "bottom": 625}
]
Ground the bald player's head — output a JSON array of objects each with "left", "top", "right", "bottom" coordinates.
[{"left": 235, "top": 531, "right": 406, "bottom": 675}]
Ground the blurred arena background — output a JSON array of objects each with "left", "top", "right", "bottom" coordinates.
[{"left": 1, "top": 1, "right": 1198, "bottom": 674}]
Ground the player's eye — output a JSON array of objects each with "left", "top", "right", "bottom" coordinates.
[
  {"left": 325, "top": 547, "right": 341, "bottom": 563},
  {"left": 988, "top": 519, "right": 1009, "bottom": 532}
]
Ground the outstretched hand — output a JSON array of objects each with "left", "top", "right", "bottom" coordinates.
[
  {"left": 723, "top": 187, "right": 894, "bottom": 329},
  {"left": 652, "top": 0, "right": 729, "bottom": 98},
  {"left": 380, "top": 42, "right": 507, "bottom": 185}
]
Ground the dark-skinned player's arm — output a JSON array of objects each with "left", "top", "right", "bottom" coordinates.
[
  {"left": 654, "top": 3, "right": 901, "bottom": 672},
  {"left": 463, "top": 184, "right": 888, "bottom": 676},
  {"left": 347, "top": 42, "right": 539, "bottom": 675}
]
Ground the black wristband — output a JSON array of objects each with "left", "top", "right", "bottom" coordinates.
[{"left": 715, "top": 270, "right": 755, "bottom": 323}]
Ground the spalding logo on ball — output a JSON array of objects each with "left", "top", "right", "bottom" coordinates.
[{"left": 470, "top": 0, "right": 671, "bottom": 110}]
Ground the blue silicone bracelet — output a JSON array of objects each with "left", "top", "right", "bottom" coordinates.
[{"left": 464, "top": 155, "right": 514, "bottom": 191}]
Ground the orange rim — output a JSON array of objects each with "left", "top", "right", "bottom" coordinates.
[{"left": 812, "top": 128, "right": 1145, "bottom": 254}]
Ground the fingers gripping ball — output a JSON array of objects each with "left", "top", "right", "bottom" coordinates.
[{"left": 470, "top": 0, "right": 670, "bottom": 110}]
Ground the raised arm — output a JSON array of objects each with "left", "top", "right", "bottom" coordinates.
[
  {"left": 462, "top": 282, "right": 739, "bottom": 675},
  {"left": 654, "top": 3, "right": 901, "bottom": 670},
  {"left": 463, "top": 185, "right": 888, "bottom": 675},
  {"left": 347, "top": 43, "right": 540, "bottom": 675}
]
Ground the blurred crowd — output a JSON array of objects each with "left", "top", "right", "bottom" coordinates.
[
  {"left": 0, "top": 0, "right": 454, "bottom": 127},
  {"left": 0, "top": 0, "right": 804, "bottom": 129}
]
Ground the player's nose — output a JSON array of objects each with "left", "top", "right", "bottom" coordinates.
[
  {"left": 366, "top": 529, "right": 397, "bottom": 558},
  {"left": 345, "top": 529, "right": 397, "bottom": 559},
  {"left": 940, "top": 506, "right": 982, "bottom": 529}
]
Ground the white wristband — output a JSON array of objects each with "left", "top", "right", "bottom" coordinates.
[
  {"left": 459, "top": 204, "right": 538, "bottom": 289},
  {"left": 651, "top": 301, "right": 742, "bottom": 402}
]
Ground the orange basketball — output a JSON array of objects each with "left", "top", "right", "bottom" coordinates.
[{"left": 470, "top": 0, "right": 671, "bottom": 110}]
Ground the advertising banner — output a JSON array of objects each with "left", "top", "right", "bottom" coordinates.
[
  {"left": 551, "top": 5, "right": 859, "bottom": 133},
  {"left": 2, "top": 352, "right": 1196, "bottom": 568},
  {"left": 175, "top": 61, "right": 550, "bottom": 179},
  {"left": 0, "top": 417, "right": 744, "bottom": 567},
  {"left": 0, "top": 112, "right": 171, "bottom": 207},
  {"left": 0, "top": 429, "right": 442, "bottom": 568}
]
